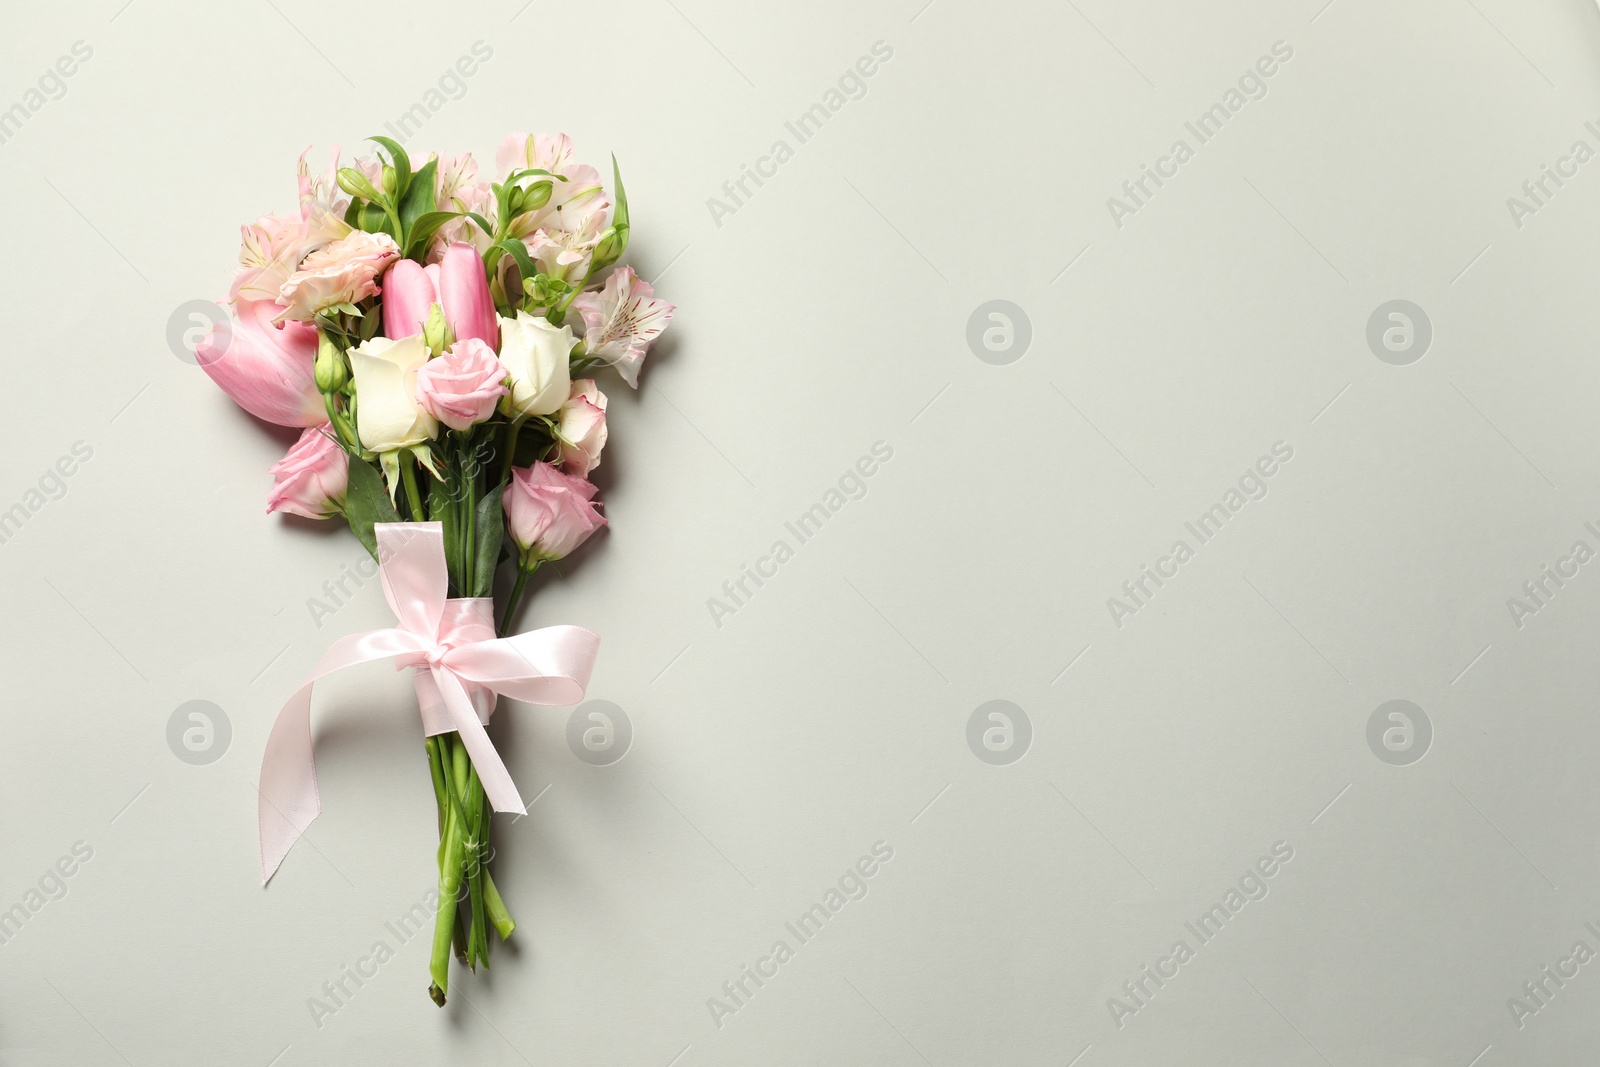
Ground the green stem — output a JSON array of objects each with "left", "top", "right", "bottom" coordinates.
[
  {"left": 401, "top": 455, "right": 426, "bottom": 522},
  {"left": 428, "top": 763, "right": 465, "bottom": 1003},
  {"left": 484, "top": 869, "right": 516, "bottom": 940},
  {"left": 464, "top": 765, "right": 489, "bottom": 967},
  {"left": 499, "top": 558, "right": 539, "bottom": 635},
  {"left": 498, "top": 416, "right": 528, "bottom": 485},
  {"left": 426, "top": 737, "right": 447, "bottom": 836}
]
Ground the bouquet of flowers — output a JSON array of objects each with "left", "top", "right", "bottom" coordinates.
[{"left": 196, "top": 133, "right": 672, "bottom": 1004}]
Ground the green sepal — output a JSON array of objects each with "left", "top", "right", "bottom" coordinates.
[
  {"left": 378, "top": 450, "right": 403, "bottom": 506},
  {"left": 410, "top": 443, "right": 443, "bottom": 481}
]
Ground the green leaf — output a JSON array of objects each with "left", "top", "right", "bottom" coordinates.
[
  {"left": 504, "top": 167, "right": 569, "bottom": 184},
  {"left": 357, "top": 200, "right": 392, "bottom": 238},
  {"left": 472, "top": 490, "right": 504, "bottom": 597},
  {"left": 345, "top": 457, "right": 401, "bottom": 559},
  {"left": 493, "top": 239, "right": 538, "bottom": 290},
  {"left": 464, "top": 211, "right": 496, "bottom": 238},
  {"left": 404, "top": 210, "right": 464, "bottom": 260},
  {"left": 610, "top": 154, "right": 629, "bottom": 232},
  {"left": 430, "top": 469, "right": 461, "bottom": 592},
  {"left": 398, "top": 158, "right": 438, "bottom": 243},
  {"left": 368, "top": 135, "right": 412, "bottom": 198}
]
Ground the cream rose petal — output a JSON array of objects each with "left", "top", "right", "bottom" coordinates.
[{"left": 349, "top": 335, "right": 438, "bottom": 452}]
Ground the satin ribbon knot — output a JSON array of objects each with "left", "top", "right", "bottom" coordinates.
[{"left": 257, "top": 522, "right": 600, "bottom": 883}]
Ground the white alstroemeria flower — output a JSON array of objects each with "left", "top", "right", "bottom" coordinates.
[{"left": 570, "top": 266, "right": 674, "bottom": 388}]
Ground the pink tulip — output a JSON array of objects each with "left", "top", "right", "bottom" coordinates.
[
  {"left": 267, "top": 427, "right": 348, "bottom": 518},
  {"left": 198, "top": 299, "right": 325, "bottom": 427},
  {"left": 381, "top": 259, "right": 442, "bottom": 340},
  {"left": 439, "top": 242, "right": 498, "bottom": 347},
  {"left": 380, "top": 243, "right": 497, "bottom": 348},
  {"left": 502, "top": 462, "right": 606, "bottom": 561}
]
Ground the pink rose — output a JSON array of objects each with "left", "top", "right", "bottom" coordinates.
[
  {"left": 276, "top": 230, "right": 400, "bottom": 322},
  {"left": 502, "top": 462, "right": 606, "bottom": 561},
  {"left": 381, "top": 242, "right": 498, "bottom": 347},
  {"left": 415, "top": 338, "right": 508, "bottom": 431},
  {"left": 555, "top": 379, "right": 607, "bottom": 475},
  {"left": 197, "top": 299, "right": 325, "bottom": 427},
  {"left": 267, "top": 427, "right": 348, "bottom": 518}
]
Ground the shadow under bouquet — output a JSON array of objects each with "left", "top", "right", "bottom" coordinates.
[{"left": 196, "top": 133, "right": 672, "bottom": 1004}]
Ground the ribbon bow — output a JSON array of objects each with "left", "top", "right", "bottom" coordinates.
[{"left": 259, "top": 522, "right": 599, "bottom": 883}]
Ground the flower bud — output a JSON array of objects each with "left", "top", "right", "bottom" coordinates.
[
  {"left": 591, "top": 224, "right": 629, "bottom": 272},
  {"left": 517, "top": 181, "right": 553, "bottom": 214},
  {"left": 314, "top": 332, "right": 348, "bottom": 392},
  {"left": 336, "top": 168, "right": 381, "bottom": 201},
  {"left": 421, "top": 302, "right": 451, "bottom": 356},
  {"left": 382, "top": 166, "right": 398, "bottom": 195},
  {"left": 522, "top": 274, "right": 571, "bottom": 308}
]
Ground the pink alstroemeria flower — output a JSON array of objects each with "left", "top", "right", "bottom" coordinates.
[
  {"left": 232, "top": 148, "right": 353, "bottom": 305},
  {"left": 494, "top": 132, "right": 610, "bottom": 241}
]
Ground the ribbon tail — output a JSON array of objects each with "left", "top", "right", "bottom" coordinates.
[
  {"left": 258, "top": 628, "right": 426, "bottom": 884},
  {"left": 434, "top": 666, "right": 527, "bottom": 815},
  {"left": 259, "top": 681, "right": 319, "bottom": 885}
]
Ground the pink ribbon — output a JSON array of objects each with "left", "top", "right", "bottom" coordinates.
[{"left": 258, "top": 522, "right": 600, "bottom": 883}]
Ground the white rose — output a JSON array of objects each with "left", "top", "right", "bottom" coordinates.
[
  {"left": 348, "top": 335, "right": 438, "bottom": 452},
  {"left": 497, "top": 311, "right": 572, "bottom": 417}
]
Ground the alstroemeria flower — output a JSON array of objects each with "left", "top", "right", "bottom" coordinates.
[
  {"left": 421, "top": 153, "right": 488, "bottom": 257},
  {"left": 276, "top": 230, "right": 400, "bottom": 322},
  {"left": 296, "top": 147, "right": 354, "bottom": 245},
  {"left": 234, "top": 148, "right": 354, "bottom": 304},
  {"left": 570, "top": 266, "right": 674, "bottom": 387},
  {"left": 527, "top": 212, "right": 604, "bottom": 283},
  {"left": 495, "top": 132, "right": 609, "bottom": 241},
  {"left": 233, "top": 213, "right": 316, "bottom": 305},
  {"left": 495, "top": 132, "right": 579, "bottom": 181}
]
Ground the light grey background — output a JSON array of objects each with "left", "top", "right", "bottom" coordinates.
[{"left": 2, "top": 0, "right": 1599, "bottom": 1063}]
